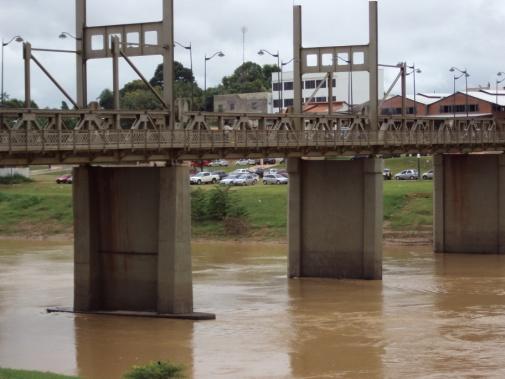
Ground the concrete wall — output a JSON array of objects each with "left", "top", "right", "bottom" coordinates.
[
  {"left": 74, "top": 165, "right": 193, "bottom": 314},
  {"left": 288, "top": 158, "right": 383, "bottom": 279},
  {"left": 0, "top": 167, "right": 30, "bottom": 178},
  {"left": 434, "top": 154, "right": 505, "bottom": 254}
]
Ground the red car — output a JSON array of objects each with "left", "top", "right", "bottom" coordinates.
[
  {"left": 56, "top": 174, "right": 72, "bottom": 184},
  {"left": 191, "top": 160, "right": 211, "bottom": 168}
]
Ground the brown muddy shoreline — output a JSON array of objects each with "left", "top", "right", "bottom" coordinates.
[{"left": 0, "top": 229, "right": 433, "bottom": 247}]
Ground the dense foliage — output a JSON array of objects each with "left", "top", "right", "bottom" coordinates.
[{"left": 123, "top": 361, "right": 185, "bottom": 379}]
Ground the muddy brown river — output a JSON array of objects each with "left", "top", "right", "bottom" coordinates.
[{"left": 0, "top": 240, "right": 504, "bottom": 378}]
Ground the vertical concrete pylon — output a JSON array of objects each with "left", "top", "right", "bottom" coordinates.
[
  {"left": 73, "top": 165, "right": 210, "bottom": 319},
  {"left": 76, "top": 0, "right": 87, "bottom": 108},
  {"left": 368, "top": 0, "right": 379, "bottom": 130},
  {"left": 288, "top": 158, "right": 383, "bottom": 279},
  {"left": 434, "top": 153, "right": 505, "bottom": 254}
]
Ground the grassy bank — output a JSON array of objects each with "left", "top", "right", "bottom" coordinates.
[
  {"left": 0, "top": 367, "right": 77, "bottom": 379},
  {"left": 0, "top": 161, "right": 434, "bottom": 240}
]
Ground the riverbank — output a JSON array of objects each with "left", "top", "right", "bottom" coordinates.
[
  {"left": 0, "top": 367, "right": 77, "bottom": 379},
  {"left": 0, "top": 162, "right": 434, "bottom": 245}
]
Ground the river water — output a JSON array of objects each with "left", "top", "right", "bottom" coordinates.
[{"left": 0, "top": 240, "right": 505, "bottom": 378}]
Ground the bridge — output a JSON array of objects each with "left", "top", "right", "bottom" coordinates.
[{"left": 2, "top": 0, "right": 505, "bottom": 320}]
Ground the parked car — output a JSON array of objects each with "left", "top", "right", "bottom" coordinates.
[
  {"left": 233, "top": 174, "right": 257, "bottom": 186},
  {"left": 252, "top": 167, "right": 265, "bottom": 178},
  {"left": 422, "top": 170, "right": 434, "bottom": 180},
  {"left": 213, "top": 171, "right": 228, "bottom": 180},
  {"left": 56, "top": 174, "right": 72, "bottom": 184},
  {"left": 236, "top": 159, "right": 249, "bottom": 166},
  {"left": 394, "top": 169, "right": 419, "bottom": 180},
  {"left": 191, "top": 160, "right": 211, "bottom": 168},
  {"left": 247, "top": 159, "right": 256, "bottom": 165},
  {"left": 190, "top": 171, "right": 220, "bottom": 185},
  {"left": 230, "top": 168, "right": 251, "bottom": 175},
  {"left": 263, "top": 174, "right": 288, "bottom": 185},
  {"left": 263, "top": 158, "right": 277, "bottom": 165},
  {"left": 383, "top": 168, "right": 392, "bottom": 180},
  {"left": 220, "top": 174, "right": 240, "bottom": 186},
  {"left": 209, "top": 159, "right": 229, "bottom": 167}
]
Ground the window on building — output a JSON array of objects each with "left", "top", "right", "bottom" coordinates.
[
  {"left": 273, "top": 82, "right": 281, "bottom": 91},
  {"left": 273, "top": 99, "right": 282, "bottom": 109},
  {"left": 230, "top": 103, "right": 235, "bottom": 111},
  {"left": 332, "top": 79, "right": 336, "bottom": 88},
  {"left": 315, "top": 97, "right": 327, "bottom": 103},
  {"left": 218, "top": 105, "right": 224, "bottom": 113},
  {"left": 284, "top": 99, "right": 294, "bottom": 107},
  {"left": 251, "top": 102, "right": 258, "bottom": 110},
  {"left": 305, "top": 80, "right": 316, "bottom": 89},
  {"left": 440, "top": 104, "right": 479, "bottom": 114},
  {"left": 316, "top": 79, "right": 327, "bottom": 89},
  {"left": 332, "top": 96, "right": 336, "bottom": 101},
  {"left": 284, "top": 82, "right": 293, "bottom": 91}
]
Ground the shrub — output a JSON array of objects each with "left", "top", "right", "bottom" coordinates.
[
  {"left": 123, "top": 361, "right": 185, "bottom": 379},
  {"left": 190, "top": 188, "right": 207, "bottom": 221},
  {"left": 0, "top": 174, "right": 33, "bottom": 185},
  {"left": 206, "top": 187, "right": 229, "bottom": 221}
]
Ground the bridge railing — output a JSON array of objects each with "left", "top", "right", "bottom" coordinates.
[{"left": 1, "top": 128, "right": 505, "bottom": 154}]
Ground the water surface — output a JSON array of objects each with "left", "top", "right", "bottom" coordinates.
[{"left": 0, "top": 240, "right": 504, "bottom": 378}]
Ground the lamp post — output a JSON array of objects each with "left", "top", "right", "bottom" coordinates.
[
  {"left": 1, "top": 35, "right": 24, "bottom": 106},
  {"left": 258, "top": 49, "right": 281, "bottom": 113},
  {"left": 334, "top": 54, "right": 353, "bottom": 114},
  {"left": 452, "top": 72, "right": 466, "bottom": 119},
  {"left": 204, "top": 51, "right": 224, "bottom": 110},
  {"left": 450, "top": 67, "right": 470, "bottom": 118},
  {"left": 175, "top": 41, "right": 194, "bottom": 110},
  {"left": 280, "top": 58, "right": 294, "bottom": 112},
  {"left": 496, "top": 72, "right": 505, "bottom": 112},
  {"left": 407, "top": 64, "right": 422, "bottom": 115},
  {"left": 58, "top": 32, "right": 81, "bottom": 41}
]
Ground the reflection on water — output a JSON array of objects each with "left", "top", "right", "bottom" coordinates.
[{"left": 0, "top": 240, "right": 505, "bottom": 378}]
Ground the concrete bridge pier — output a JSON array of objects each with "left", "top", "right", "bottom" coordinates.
[
  {"left": 71, "top": 164, "right": 213, "bottom": 320},
  {"left": 288, "top": 157, "right": 383, "bottom": 280},
  {"left": 434, "top": 153, "right": 505, "bottom": 254}
]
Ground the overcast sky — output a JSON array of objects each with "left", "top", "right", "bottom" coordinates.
[{"left": 1, "top": 0, "right": 504, "bottom": 108}]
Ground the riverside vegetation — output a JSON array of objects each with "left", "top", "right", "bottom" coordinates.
[{"left": 0, "top": 157, "right": 434, "bottom": 241}]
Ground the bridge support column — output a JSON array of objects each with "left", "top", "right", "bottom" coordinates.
[
  {"left": 434, "top": 153, "right": 505, "bottom": 254},
  {"left": 72, "top": 165, "right": 211, "bottom": 319},
  {"left": 288, "top": 157, "right": 383, "bottom": 279}
]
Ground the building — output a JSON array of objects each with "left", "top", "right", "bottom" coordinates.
[
  {"left": 381, "top": 90, "right": 505, "bottom": 117},
  {"left": 272, "top": 70, "right": 384, "bottom": 113},
  {"left": 213, "top": 92, "right": 273, "bottom": 113}
]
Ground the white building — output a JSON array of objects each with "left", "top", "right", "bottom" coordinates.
[{"left": 271, "top": 70, "right": 384, "bottom": 113}]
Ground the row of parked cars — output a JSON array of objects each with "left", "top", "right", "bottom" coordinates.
[
  {"left": 383, "top": 169, "right": 434, "bottom": 180},
  {"left": 190, "top": 168, "right": 289, "bottom": 186},
  {"left": 192, "top": 158, "right": 279, "bottom": 168}
]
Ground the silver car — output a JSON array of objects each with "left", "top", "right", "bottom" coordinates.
[
  {"left": 422, "top": 170, "right": 434, "bottom": 180},
  {"left": 394, "top": 169, "right": 419, "bottom": 180},
  {"left": 233, "top": 174, "right": 257, "bottom": 186},
  {"left": 220, "top": 174, "right": 240, "bottom": 185},
  {"left": 263, "top": 174, "right": 288, "bottom": 185}
]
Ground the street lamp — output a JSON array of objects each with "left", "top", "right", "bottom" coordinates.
[
  {"left": 1, "top": 35, "right": 24, "bottom": 106},
  {"left": 450, "top": 67, "right": 470, "bottom": 118},
  {"left": 280, "top": 58, "right": 294, "bottom": 111},
  {"left": 204, "top": 51, "right": 224, "bottom": 109},
  {"left": 58, "top": 32, "right": 81, "bottom": 41},
  {"left": 334, "top": 54, "right": 353, "bottom": 114},
  {"left": 496, "top": 72, "right": 505, "bottom": 111},
  {"left": 258, "top": 49, "right": 281, "bottom": 113},
  {"left": 175, "top": 41, "right": 194, "bottom": 110},
  {"left": 407, "top": 64, "right": 422, "bottom": 115}
]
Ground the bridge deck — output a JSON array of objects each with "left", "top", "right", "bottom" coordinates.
[{"left": 0, "top": 109, "right": 503, "bottom": 165}]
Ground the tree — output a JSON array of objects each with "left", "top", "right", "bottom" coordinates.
[
  {"left": 61, "top": 101, "right": 70, "bottom": 110},
  {"left": 98, "top": 89, "right": 114, "bottom": 110},
  {"left": 1, "top": 94, "right": 38, "bottom": 109},
  {"left": 150, "top": 61, "right": 194, "bottom": 88},
  {"left": 262, "top": 64, "right": 280, "bottom": 88}
]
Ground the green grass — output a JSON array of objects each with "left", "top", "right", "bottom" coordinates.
[
  {"left": 0, "top": 368, "right": 78, "bottom": 379},
  {"left": 0, "top": 157, "right": 434, "bottom": 239}
]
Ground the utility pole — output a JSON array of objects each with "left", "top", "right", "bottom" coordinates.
[{"left": 241, "top": 26, "right": 247, "bottom": 64}]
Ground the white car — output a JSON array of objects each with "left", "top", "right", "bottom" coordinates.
[
  {"left": 210, "top": 159, "right": 229, "bottom": 167},
  {"left": 263, "top": 174, "right": 288, "bottom": 185},
  {"left": 190, "top": 172, "right": 220, "bottom": 185},
  {"left": 236, "top": 159, "right": 249, "bottom": 166},
  {"left": 233, "top": 174, "right": 257, "bottom": 186},
  {"left": 230, "top": 168, "right": 251, "bottom": 175}
]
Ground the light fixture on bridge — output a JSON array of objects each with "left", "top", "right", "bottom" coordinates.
[
  {"left": 258, "top": 49, "right": 281, "bottom": 113},
  {"left": 175, "top": 41, "right": 194, "bottom": 109},
  {"left": 1, "top": 35, "right": 24, "bottom": 106},
  {"left": 450, "top": 67, "right": 470, "bottom": 118},
  {"left": 495, "top": 72, "right": 505, "bottom": 111},
  {"left": 59, "top": 32, "right": 82, "bottom": 41},
  {"left": 407, "top": 64, "right": 422, "bottom": 115},
  {"left": 204, "top": 51, "right": 225, "bottom": 106}
]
